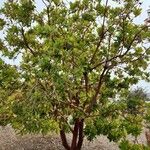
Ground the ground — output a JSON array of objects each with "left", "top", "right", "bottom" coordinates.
[{"left": 0, "top": 125, "right": 147, "bottom": 150}]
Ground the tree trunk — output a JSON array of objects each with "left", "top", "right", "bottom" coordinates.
[
  {"left": 71, "top": 119, "right": 79, "bottom": 150},
  {"left": 60, "top": 119, "right": 84, "bottom": 150},
  {"left": 77, "top": 119, "right": 84, "bottom": 150},
  {"left": 60, "top": 129, "right": 70, "bottom": 150}
]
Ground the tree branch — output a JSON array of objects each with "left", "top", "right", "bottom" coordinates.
[
  {"left": 86, "top": 62, "right": 109, "bottom": 113},
  {"left": 90, "top": 25, "right": 149, "bottom": 71},
  {"left": 90, "top": 0, "right": 109, "bottom": 64},
  {"left": 21, "top": 27, "right": 36, "bottom": 56}
]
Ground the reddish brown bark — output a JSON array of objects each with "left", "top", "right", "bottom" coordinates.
[
  {"left": 60, "top": 129, "right": 70, "bottom": 150},
  {"left": 77, "top": 119, "right": 84, "bottom": 150},
  {"left": 60, "top": 119, "right": 84, "bottom": 150},
  {"left": 71, "top": 119, "right": 79, "bottom": 150}
]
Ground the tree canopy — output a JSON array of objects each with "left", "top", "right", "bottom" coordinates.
[{"left": 0, "top": 0, "right": 150, "bottom": 149}]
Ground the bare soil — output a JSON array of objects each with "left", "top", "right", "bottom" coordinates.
[{"left": 0, "top": 125, "right": 147, "bottom": 150}]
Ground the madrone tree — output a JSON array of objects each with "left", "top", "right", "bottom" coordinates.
[{"left": 0, "top": 0, "right": 150, "bottom": 149}]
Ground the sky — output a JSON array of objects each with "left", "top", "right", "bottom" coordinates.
[{"left": 0, "top": 0, "right": 150, "bottom": 93}]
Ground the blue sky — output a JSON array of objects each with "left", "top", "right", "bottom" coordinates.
[{"left": 0, "top": 0, "right": 150, "bottom": 92}]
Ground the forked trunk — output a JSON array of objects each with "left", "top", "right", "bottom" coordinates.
[{"left": 60, "top": 119, "right": 84, "bottom": 150}]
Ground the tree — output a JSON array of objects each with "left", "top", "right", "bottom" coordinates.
[
  {"left": 118, "top": 88, "right": 150, "bottom": 149},
  {"left": 0, "top": 59, "right": 20, "bottom": 125},
  {"left": 0, "top": 0, "right": 150, "bottom": 149},
  {"left": 121, "top": 88, "right": 148, "bottom": 144}
]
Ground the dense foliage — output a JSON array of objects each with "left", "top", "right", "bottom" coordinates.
[{"left": 0, "top": 0, "right": 150, "bottom": 149}]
